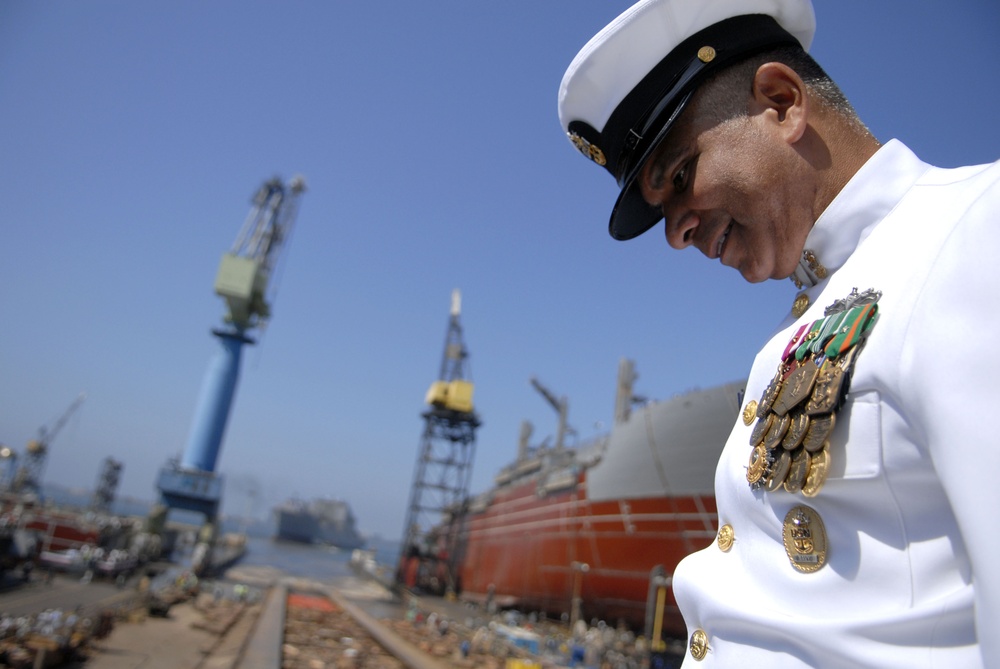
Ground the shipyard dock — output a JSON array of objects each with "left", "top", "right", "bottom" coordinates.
[{"left": 2, "top": 561, "right": 675, "bottom": 668}]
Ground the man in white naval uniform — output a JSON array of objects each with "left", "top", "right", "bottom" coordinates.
[{"left": 558, "top": 0, "right": 999, "bottom": 667}]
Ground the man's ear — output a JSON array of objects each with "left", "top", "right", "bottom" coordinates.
[{"left": 751, "top": 62, "right": 809, "bottom": 144}]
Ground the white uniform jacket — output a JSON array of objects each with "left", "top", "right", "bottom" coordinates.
[{"left": 673, "top": 140, "right": 1000, "bottom": 668}]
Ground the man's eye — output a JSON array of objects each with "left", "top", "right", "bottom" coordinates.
[{"left": 672, "top": 164, "right": 689, "bottom": 193}]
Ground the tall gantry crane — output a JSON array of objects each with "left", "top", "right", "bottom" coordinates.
[
  {"left": 91, "top": 457, "right": 124, "bottom": 513},
  {"left": 397, "top": 290, "right": 481, "bottom": 595},
  {"left": 150, "top": 176, "right": 305, "bottom": 573},
  {"left": 9, "top": 393, "right": 86, "bottom": 497}
]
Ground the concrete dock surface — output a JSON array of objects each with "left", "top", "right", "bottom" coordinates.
[
  {"left": 72, "top": 566, "right": 476, "bottom": 669},
  {"left": 5, "top": 564, "right": 667, "bottom": 668},
  {"left": 83, "top": 594, "right": 261, "bottom": 669}
]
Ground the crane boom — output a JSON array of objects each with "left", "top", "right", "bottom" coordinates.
[
  {"left": 31, "top": 393, "right": 86, "bottom": 454},
  {"left": 529, "top": 376, "right": 562, "bottom": 414},
  {"left": 215, "top": 175, "right": 306, "bottom": 331},
  {"left": 529, "top": 377, "right": 574, "bottom": 450},
  {"left": 230, "top": 175, "right": 305, "bottom": 268},
  {"left": 12, "top": 393, "right": 86, "bottom": 495},
  {"left": 425, "top": 289, "right": 475, "bottom": 413}
]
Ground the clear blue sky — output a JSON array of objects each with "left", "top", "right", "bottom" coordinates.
[{"left": 2, "top": 1, "right": 997, "bottom": 540}]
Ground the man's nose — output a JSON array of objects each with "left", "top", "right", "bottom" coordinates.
[{"left": 664, "top": 208, "right": 699, "bottom": 250}]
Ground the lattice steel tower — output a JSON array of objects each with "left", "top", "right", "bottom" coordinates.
[
  {"left": 91, "top": 457, "right": 124, "bottom": 513},
  {"left": 397, "top": 289, "right": 481, "bottom": 594}
]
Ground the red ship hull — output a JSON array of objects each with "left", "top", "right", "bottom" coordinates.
[
  {"left": 23, "top": 514, "right": 102, "bottom": 552},
  {"left": 448, "top": 372, "right": 744, "bottom": 636},
  {"left": 457, "top": 472, "right": 718, "bottom": 635},
  {"left": 1, "top": 497, "right": 125, "bottom": 554}
]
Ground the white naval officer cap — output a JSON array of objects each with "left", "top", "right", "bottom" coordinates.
[{"left": 558, "top": 0, "right": 816, "bottom": 241}]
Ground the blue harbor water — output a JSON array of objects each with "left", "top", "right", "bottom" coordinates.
[{"left": 237, "top": 533, "right": 400, "bottom": 582}]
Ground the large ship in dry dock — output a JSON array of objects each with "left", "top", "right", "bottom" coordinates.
[
  {"left": 274, "top": 498, "right": 365, "bottom": 550},
  {"left": 447, "top": 360, "right": 743, "bottom": 636}
]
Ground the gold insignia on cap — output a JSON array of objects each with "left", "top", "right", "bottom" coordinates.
[
  {"left": 742, "top": 399, "right": 757, "bottom": 425},
  {"left": 697, "top": 46, "right": 716, "bottom": 63},
  {"left": 689, "top": 629, "right": 709, "bottom": 660},
  {"left": 568, "top": 132, "right": 607, "bottom": 166},
  {"left": 782, "top": 505, "right": 828, "bottom": 573}
]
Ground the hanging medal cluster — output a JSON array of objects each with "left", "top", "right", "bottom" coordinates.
[{"left": 746, "top": 288, "right": 882, "bottom": 497}]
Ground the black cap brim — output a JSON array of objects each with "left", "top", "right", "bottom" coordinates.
[{"left": 608, "top": 90, "right": 695, "bottom": 241}]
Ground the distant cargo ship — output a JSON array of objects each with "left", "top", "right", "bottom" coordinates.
[
  {"left": 417, "top": 360, "right": 743, "bottom": 636},
  {"left": 274, "top": 498, "right": 365, "bottom": 549}
]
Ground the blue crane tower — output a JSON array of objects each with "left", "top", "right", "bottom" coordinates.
[{"left": 149, "top": 176, "right": 305, "bottom": 573}]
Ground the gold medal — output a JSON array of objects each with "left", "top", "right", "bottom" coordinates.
[
  {"left": 749, "top": 413, "right": 774, "bottom": 448},
  {"left": 802, "top": 446, "right": 830, "bottom": 497},
  {"left": 765, "top": 449, "right": 791, "bottom": 492},
  {"left": 781, "top": 411, "right": 809, "bottom": 450},
  {"left": 764, "top": 413, "right": 791, "bottom": 451},
  {"left": 758, "top": 372, "right": 783, "bottom": 416},
  {"left": 747, "top": 443, "right": 767, "bottom": 485},
  {"left": 802, "top": 413, "right": 835, "bottom": 452},
  {"left": 783, "top": 448, "right": 810, "bottom": 494},
  {"left": 782, "top": 505, "right": 828, "bottom": 573},
  {"left": 773, "top": 358, "right": 820, "bottom": 417},
  {"left": 741, "top": 287, "right": 883, "bottom": 502},
  {"left": 804, "top": 362, "right": 848, "bottom": 415}
]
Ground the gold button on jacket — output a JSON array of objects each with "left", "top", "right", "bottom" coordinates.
[{"left": 689, "top": 629, "right": 709, "bottom": 660}]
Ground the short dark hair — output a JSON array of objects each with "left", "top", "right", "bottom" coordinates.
[
  {"left": 695, "top": 45, "right": 868, "bottom": 131},
  {"left": 643, "top": 46, "right": 872, "bottom": 192}
]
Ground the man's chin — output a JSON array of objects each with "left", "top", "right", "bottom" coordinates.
[
  {"left": 760, "top": 257, "right": 804, "bottom": 284},
  {"left": 736, "top": 264, "right": 771, "bottom": 284}
]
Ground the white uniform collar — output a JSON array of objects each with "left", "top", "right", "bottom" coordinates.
[{"left": 791, "top": 140, "right": 932, "bottom": 289}]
